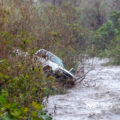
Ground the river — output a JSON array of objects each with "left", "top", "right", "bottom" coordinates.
[{"left": 46, "top": 58, "right": 120, "bottom": 120}]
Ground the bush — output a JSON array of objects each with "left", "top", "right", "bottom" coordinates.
[
  {"left": 92, "top": 11, "right": 120, "bottom": 64},
  {"left": 0, "top": 56, "right": 55, "bottom": 119}
]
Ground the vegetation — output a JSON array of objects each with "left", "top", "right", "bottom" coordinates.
[
  {"left": 0, "top": 0, "right": 120, "bottom": 119},
  {"left": 93, "top": 11, "right": 120, "bottom": 64}
]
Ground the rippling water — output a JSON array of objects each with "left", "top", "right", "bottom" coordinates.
[{"left": 47, "top": 58, "right": 120, "bottom": 120}]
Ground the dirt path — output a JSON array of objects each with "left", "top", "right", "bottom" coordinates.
[{"left": 47, "top": 58, "right": 120, "bottom": 120}]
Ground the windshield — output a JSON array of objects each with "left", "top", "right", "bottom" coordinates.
[{"left": 47, "top": 52, "right": 64, "bottom": 68}]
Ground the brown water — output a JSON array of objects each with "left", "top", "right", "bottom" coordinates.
[{"left": 46, "top": 58, "right": 120, "bottom": 120}]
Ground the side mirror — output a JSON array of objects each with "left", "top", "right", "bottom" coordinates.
[{"left": 69, "top": 68, "right": 76, "bottom": 75}]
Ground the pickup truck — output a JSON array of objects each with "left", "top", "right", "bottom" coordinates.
[{"left": 35, "top": 49, "right": 77, "bottom": 87}]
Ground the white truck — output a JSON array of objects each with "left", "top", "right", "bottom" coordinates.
[{"left": 35, "top": 49, "right": 77, "bottom": 87}]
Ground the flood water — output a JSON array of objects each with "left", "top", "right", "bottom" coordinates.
[{"left": 46, "top": 58, "right": 120, "bottom": 120}]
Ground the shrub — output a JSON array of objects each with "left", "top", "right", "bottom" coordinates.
[
  {"left": 0, "top": 55, "right": 55, "bottom": 119},
  {"left": 92, "top": 11, "right": 120, "bottom": 64}
]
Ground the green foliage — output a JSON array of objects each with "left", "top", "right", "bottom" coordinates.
[
  {"left": 94, "top": 20, "right": 114, "bottom": 49},
  {"left": 0, "top": 90, "right": 52, "bottom": 120},
  {"left": 93, "top": 11, "right": 120, "bottom": 64},
  {"left": 0, "top": 57, "right": 54, "bottom": 120},
  {"left": 108, "top": 35, "right": 120, "bottom": 65}
]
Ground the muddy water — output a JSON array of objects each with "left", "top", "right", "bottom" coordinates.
[{"left": 46, "top": 58, "right": 120, "bottom": 120}]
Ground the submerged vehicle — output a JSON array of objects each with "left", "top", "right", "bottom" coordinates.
[{"left": 35, "top": 49, "right": 77, "bottom": 87}]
